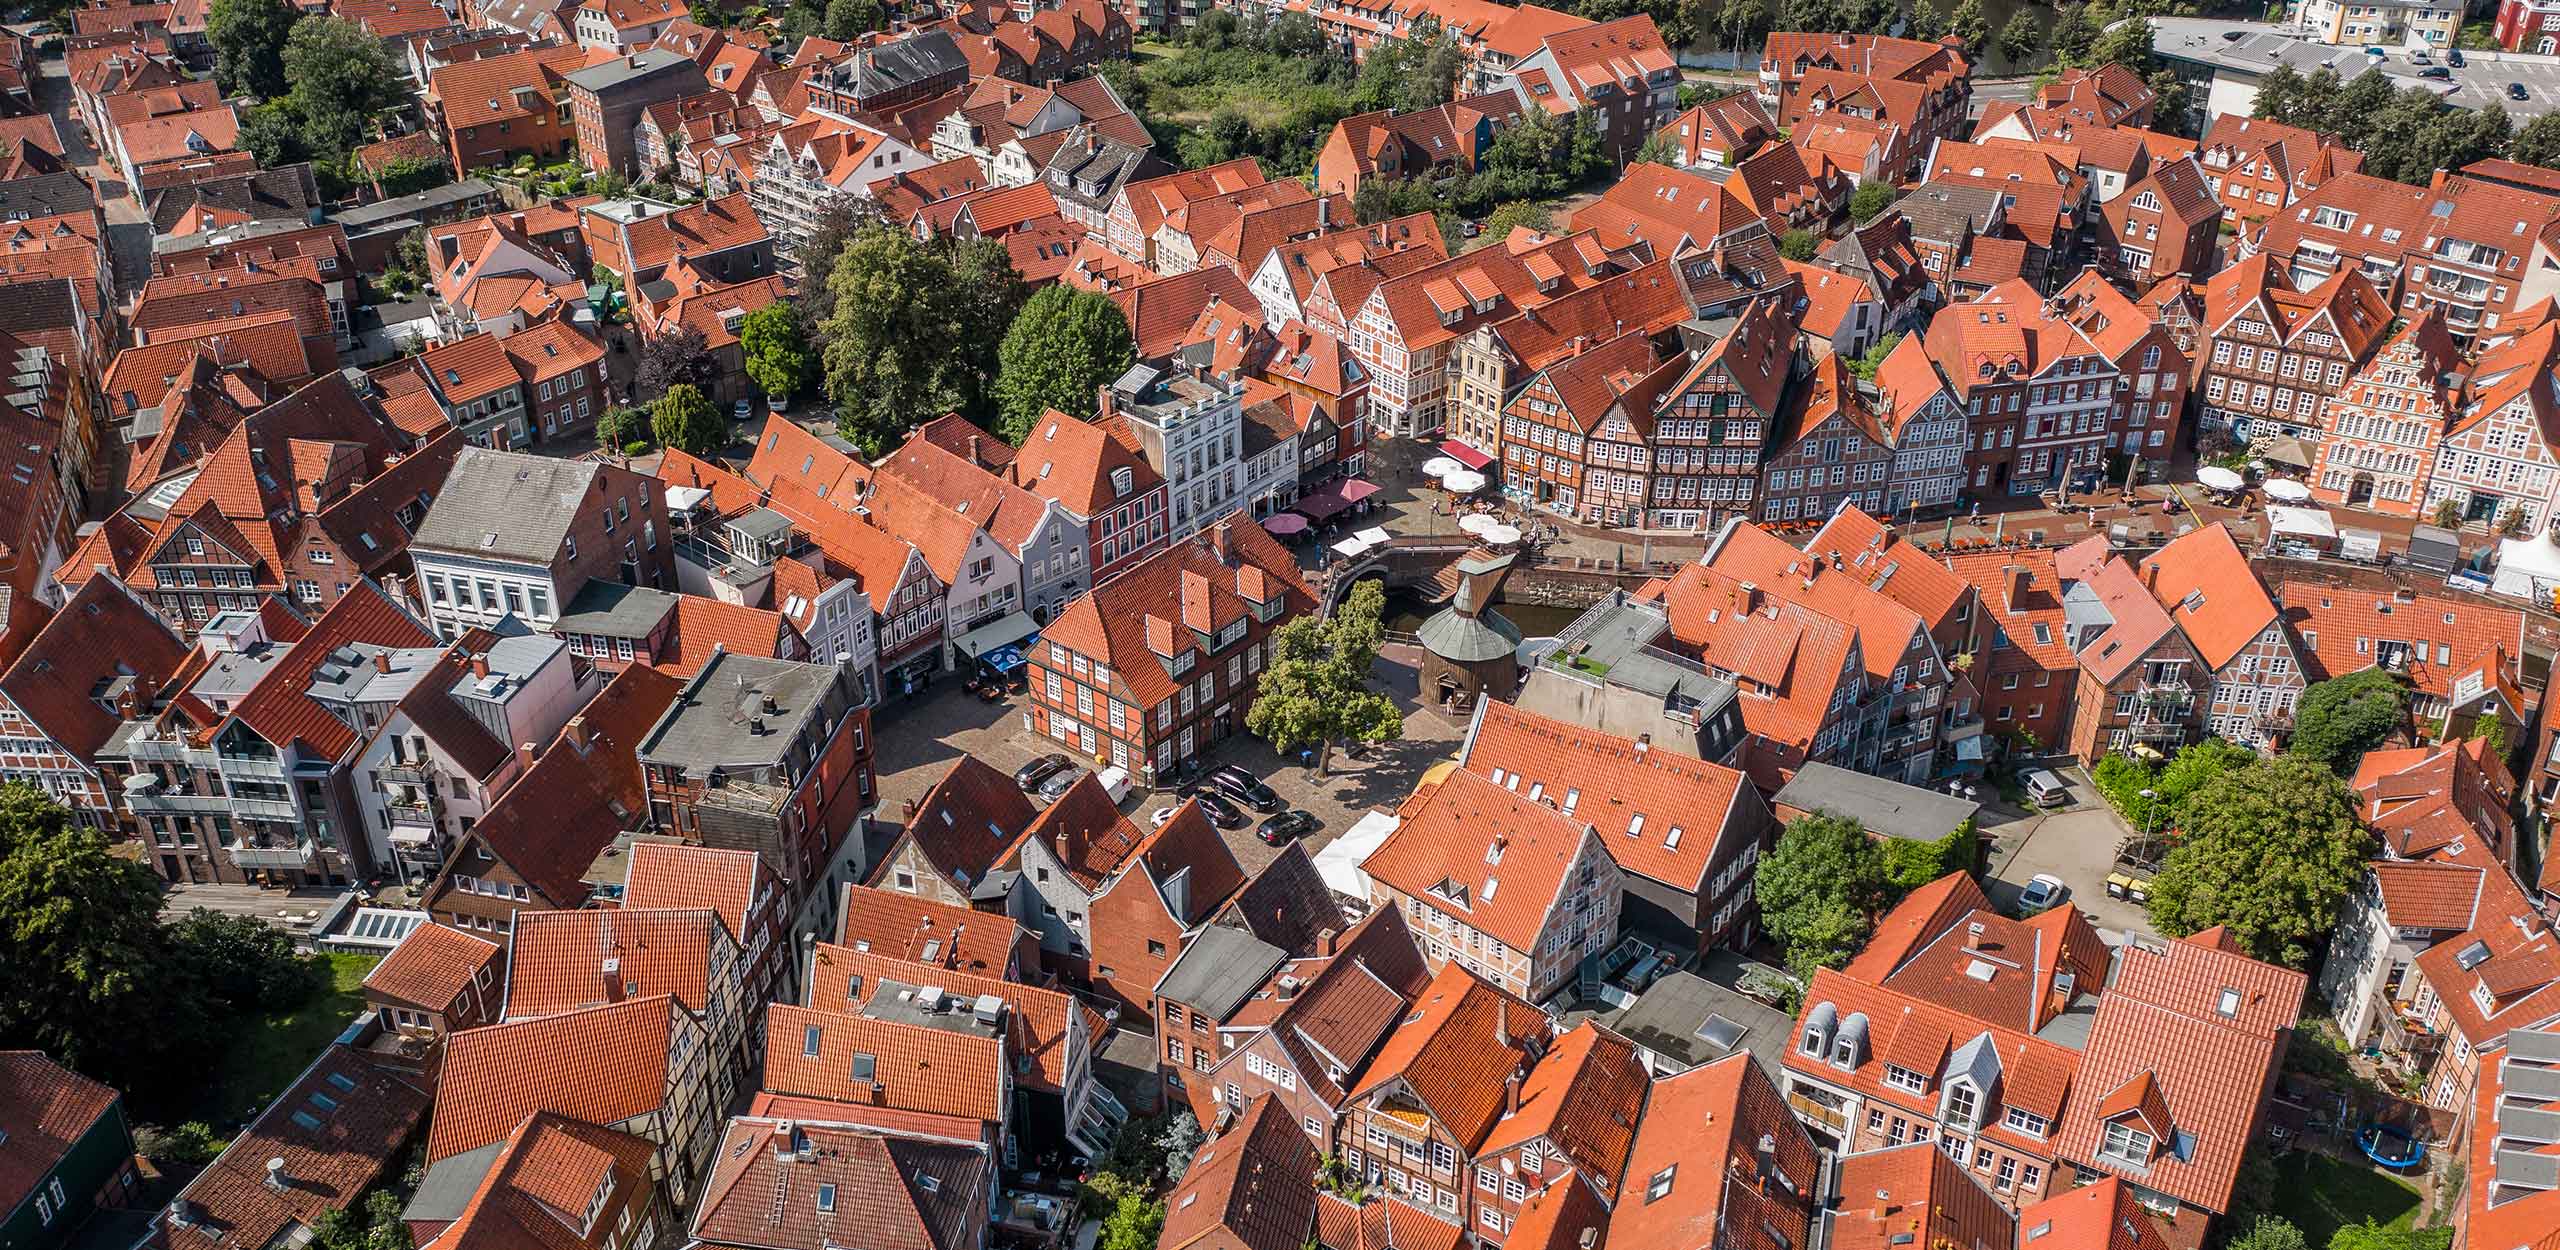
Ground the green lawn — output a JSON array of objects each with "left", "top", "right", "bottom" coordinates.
[
  {"left": 2273, "top": 1151, "right": 2423, "bottom": 1246},
  {"left": 190, "top": 953, "right": 380, "bottom": 1130}
]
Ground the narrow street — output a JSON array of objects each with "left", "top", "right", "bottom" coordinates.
[{"left": 21, "top": 29, "right": 153, "bottom": 306}]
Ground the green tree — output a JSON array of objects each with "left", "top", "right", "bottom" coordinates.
[
  {"left": 1846, "top": 330, "right": 1902, "bottom": 381},
  {"left": 739, "top": 303, "right": 815, "bottom": 404},
  {"left": 310, "top": 1190, "right": 415, "bottom": 1250},
  {"left": 992, "top": 285, "right": 1136, "bottom": 440},
  {"left": 1480, "top": 199, "right": 1552, "bottom": 239},
  {"left": 0, "top": 786, "right": 188, "bottom": 1086},
  {"left": 2431, "top": 497, "right": 2463, "bottom": 528},
  {"left": 2291, "top": 667, "right": 2408, "bottom": 775},
  {"left": 1094, "top": 1193, "right": 1165, "bottom": 1250},
  {"left": 2253, "top": 64, "right": 2309, "bottom": 123},
  {"left": 649, "top": 383, "right": 725, "bottom": 456},
  {"left": 1882, "top": 817, "right": 1977, "bottom": 893},
  {"left": 280, "top": 16, "right": 406, "bottom": 158},
  {"left": 1754, "top": 811, "right": 1890, "bottom": 980},
  {"left": 2224, "top": 1218, "right": 2310, "bottom": 1250},
  {"left": 1906, "top": 0, "right": 1946, "bottom": 41},
  {"left": 1947, "top": 0, "right": 1988, "bottom": 47},
  {"left": 1849, "top": 179, "right": 1897, "bottom": 224},
  {"left": 637, "top": 323, "right": 714, "bottom": 398},
  {"left": 1997, "top": 10, "right": 2039, "bottom": 65},
  {"left": 2329, "top": 1221, "right": 2453, "bottom": 1250},
  {"left": 822, "top": 0, "right": 881, "bottom": 38},
  {"left": 1246, "top": 580, "right": 1403, "bottom": 773},
  {"left": 2048, "top": 3, "right": 2099, "bottom": 66},
  {"left": 208, "top": 0, "right": 299, "bottom": 99},
  {"left": 237, "top": 101, "right": 306, "bottom": 169},
  {"left": 595, "top": 403, "right": 648, "bottom": 454},
  {"left": 2477, "top": 715, "right": 2509, "bottom": 762},
  {"left": 2145, "top": 756, "right": 2371, "bottom": 967},
  {"left": 792, "top": 197, "right": 877, "bottom": 328},
  {"left": 166, "top": 909, "right": 326, "bottom": 1010},
  {"left": 1779, "top": 228, "right": 1820, "bottom": 261},
  {"left": 2513, "top": 111, "right": 2560, "bottom": 168},
  {"left": 819, "top": 225, "right": 1010, "bottom": 453}
]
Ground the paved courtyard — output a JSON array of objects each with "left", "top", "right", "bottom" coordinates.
[
  {"left": 1977, "top": 764, "right": 2159, "bottom": 943},
  {"left": 867, "top": 644, "right": 1466, "bottom": 879}
]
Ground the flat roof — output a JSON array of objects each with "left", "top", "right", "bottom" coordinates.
[
  {"left": 635, "top": 651, "right": 840, "bottom": 773},
  {"left": 1772, "top": 761, "right": 1979, "bottom": 842}
]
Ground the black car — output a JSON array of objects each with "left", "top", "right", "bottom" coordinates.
[
  {"left": 1208, "top": 769, "right": 1283, "bottom": 813},
  {"left": 2511, "top": 81, "right": 2532, "bottom": 100},
  {"left": 1015, "top": 753, "right": 1072, "bottom": 792},
  {"left": 1037, "top": 767, "right": 1088, "bottom": 803},
  {"left": 1258, "top": 810, "right": 1319, "bottom": 846},
  {"left": 2420, "top": 65, "right": 2452, "bottom": 79},
  {"left": 1189, "top": 791, "right": 1249, "bottom": 829},
  {"left": 2449, "top": 48, "right": 2466, "bottom": 66},
  {"left": 2220, "top": 28, "right": 2246, "bottom": 40}
]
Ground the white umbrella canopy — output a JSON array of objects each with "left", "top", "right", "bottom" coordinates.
[
  {"left": 1331, "top": 536, "right": 1371, "bottom": 558},
  {"left": 1482, "top": 523, "right": 1523, "bottom": 545},
  {"left": 1422, "top": 456, "right": 1465, "bottom": 478},
  {"left": 1442, "top": 469, "right": 1488, "bottom": 493},
  {"left": 2196, "top": 466, "right": 2246, "bottom": 491},
  {"left": 1355, "top": 526, "right": 1392, "bottom": 546},
  {"left": 1458, "top": 513, "right": 1498, "bottom": 535},
  {"left": 2263, "top": 478, "right": 2314, "bottom": 503}
]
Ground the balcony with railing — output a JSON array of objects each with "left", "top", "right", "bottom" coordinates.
[
  {"left": 376, "top": 762, "right": 434, "bottom": 785},
  {"left": 1788, "top": 1088, "right": 1848, "bottom": 1133},
  {"left": 230, "top": 839, "right": 316, "bottom": 870},
  {"left": 229, "top": 795, "right": 300, "bottom": 822},
  {"left": 217, "top": 752, "right": 287, "bottom": 780}
]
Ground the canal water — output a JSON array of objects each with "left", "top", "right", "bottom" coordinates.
[{"left": 1380, "top": 589, "right": 1587, "bottom": 639}]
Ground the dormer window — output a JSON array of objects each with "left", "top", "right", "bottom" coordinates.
[
  {"left": 2004, "top": 1106, "right": 2049, "bottom": 1137},
  {"left": 1883, "top": 1064, "right": 1927, "bottom": 1094},
  {"left": 1942, "top": 1081, "right": 1979, "bottom": 1128},
  {"left": 2099, "top": 1120, "right": 2154, "bottom": 1166}
]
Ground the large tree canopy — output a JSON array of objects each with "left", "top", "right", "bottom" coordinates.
[
  {"left": 992, "top": 285, "right": 1135, "bottom": 441},
  {"left": 739, "top": 304, "right": 815, "bottom": 403},
  {"left": 2144, "top": 756, "right": 2371, "bottom": 967},
  {"left": 1754, "top": 811, "right": 1890, "bottom": 981},
  {"left": 2290, "top": 667, "right": 2408, "bottom": 776},
  {"left": 1246, "top": 580, "right": 1402, "bottom": 773},
  {"left": 818, "top": 225, "right": 1024, "bottom": 455},
  {"left": 208, "top": 0, "right": 299, "bottom": 99}
]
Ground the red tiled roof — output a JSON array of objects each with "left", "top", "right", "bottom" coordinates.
[
  {"left": 176, "top": 1047, "right": 429, "bottom": 1243},
  {"left": 1361, "top": 768, "right": 1601, "bottom": 955},
  {"left": 2052, "top": 932, "right": 2304, "bottom": 1213},
  {"left": 1037, "top": 522, "right": 1310, "bottom": 709},
  {"left": 428, "top": 995, "right": 681, "bottom": 1163},
  {"left": 835, "top": 882, "right": 1032, "bottom": 978},
  {"left": 806, "top": 941, "right": 1102, "bottom": 1096},
  {"left": 364, "top": 922, "right": 502, "bottom": 1012},
  {"left": 1609, "top": 1053, "right": 1816, "bottom": 1250},
  {"left": 1824, "top": 1142, "right": 2015, "bottom": 1250},
  {"left": 693, "top": 1113, "right": 989, "bottom": 1250},
  {"left": 0, "top": 576, "right": 187, "bottom": 766},
  {"left": 429, "top": 1112, "right": 656, "bottom": 1250},
  {"left": 1460, "top": 699, "right": 1757, "bottom": 892},
  {"left": 444, "top": 663, "right": 680, "bottom": 908},
  {"left": 1161, "top": 1095, "right": 1317, "bottom": 1250},
  {"left": 622, "top": 842, "right": 767, "bottom": 946},
  {"left": 1477, "top": 1023, "right": 1646, "bottom": 1199},
  {"left": 2133, "top": 523, "right": 2282, "bottom": 671},
  {"left": 762, "top": 1003, "right": 1006, "bottom": 1124},
  {"left": 228, "top": 581, "right": 435, "bottom": 758},
  {"left": 0, "top": 1053, "right": 124, "bottom": 1221},
  {"left": 1347, "top": 964, "right": 1543, "bottom": 1152},
  {"left": 507, "top": 908, "right": 725, "bottom": 1019}
]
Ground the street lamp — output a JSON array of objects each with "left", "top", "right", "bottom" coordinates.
[{"left": 2137, "top": 787, "right": 2160, "bottom": 842}]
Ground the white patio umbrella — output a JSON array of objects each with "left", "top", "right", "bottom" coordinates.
[
  {"left": 2196, "top": 466, "right": 2246, "bottom": 491},
  {"left": 1421, "top": 456, "right": 1465, "bottom": 478},
  {"left": 1481, "top": 523, "right": 1523, "bottom": 546},
  {"left": 1458, "top": 513, "right": 1498, "bottom": 535},
  {"left": 1441, "top": 469, "right": 1488, "bottom": 493},
  {"left": 2263, "top": 478, "right": 2314, "bottom": 503}
]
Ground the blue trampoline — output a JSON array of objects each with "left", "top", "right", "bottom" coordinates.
[{"left": 2357, "top": 1124, "right": 2425, "bottom": 1170}]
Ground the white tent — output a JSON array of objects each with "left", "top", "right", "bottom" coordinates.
[
  {"left": 1331, "top": 536, "right": 1372, "bottom": 558},
  {"left": 1314, "top": 810, "right": 1399, "bottom": 900},
  {"left": 2493, "top": 534, "right": 2560, "bottom": 604},
  {"left": 2266, "top": 506, "right": 2337, "bottom": 539}
]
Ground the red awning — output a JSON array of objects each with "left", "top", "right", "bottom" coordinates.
[
  {"left": 1292, "top": 478, "right": 1380, "bottom": 521},
  {"left": 1440, "top": 441, "right": 1493, "bottom": 471}
]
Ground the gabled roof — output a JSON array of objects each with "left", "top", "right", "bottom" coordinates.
[
  {"left": 806, "top": 940, "right": 1104, "bottom": 1096},
  {"left": 425, "top": 1113, "right": 656, "bottom": 1250},
  {"left": 1824, "top": 1141, "right": 2015, "bottom": 1250},
  {"left": 446, "top": 663, "right": 678, "bottom": 908},
  {"left": 1360, "top": 768, "right": 1600, "bottom": 954},
  {"left": 364, "top": 922, "right": 502, "bottom": 1012},
  {"left": 621, "top": 841, "right": 767, "bottom": 946},
  {"left": 1346, "top": 963, "right": 1543, "bottom": 1152},
  {"left": 886, "top": 754, "right": 1037, "bottom": 893},
  {"left": 0, "top": 577, "right": 186, "bottom": 767},
  {"left": 229, "top": 581, "right": 436, "bottom": 759},
  {"left": 1160, "top": 1095, "right": 1318, "bottom": 1250},
  {"left": 1476, "top": 1023, "right": 1646, "bottom": 1198},
  {"left": 0, "top": 1053, "right": 125, "bottom": 1223},
  {"left": 2133, "top": 523, "right": 2281, "bottom": 671},
  {"left": 1037, "top": 522, "right": 1311, "bottom": 709},
  {"left": 1608, "top": 1053, "right": 1816, "bottom": 1250},
  {"left": 508, "top": 908, "right": 726, "bottom": 1019},
  {"left": 835, "top": 882, "right": 1031, "bottom": 978},
  {"left": 174, "top": 1046, "right": 431, "bottom": 1250},
  {"left": 762, "top": 1002, "right": 1005, "bottom": 1123},
  {"left": 692, "top": 1114, "right": 988, "bottom": 1250},
  {"left": 1460, "top": 699, "right": 1755, "bottom": 892},
  {"left": 429, "top": 995, "right": 681, "bottom": 1163}
]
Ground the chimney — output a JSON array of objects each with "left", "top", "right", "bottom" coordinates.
[
  {"left": 1495, "top": 999, "right": 1509, "bottom": 1049},
  {"left": 263, "top": 1158, "right": 289, "bottom": 1194},
  {"left": 2004, "top": 564, "right": 2027, "bottom": 612},
  {"left": 470, "top": 654, "right": 490, "bottom": 679},
  {"left": 1739, "top": 580, "right": 1760, "bottom": 615},
  {"left": 1210, "top": 520, "right": 1232, "bottom": 565},
  {"left": 562, "top": 715, "right": 589, "bottom": 752},
  {"left": 1965, "top": 921, "right": 1986, "bottom": 950},
  {"left": 373, "top": 651, "right": 394, "bottom": 674},
  {"left": 1316, "top": 927, "right": 1338, "bottom": 956},
  {"left": 1503, "top": 1068, "right": 1523, "bottom": 1117},
  {"left": 969, "top": 433, "right": 983, "bottom": 462},
  {"left": 1318, "top": 195, "right": 1330, "bottom": 230},
  {"left": 602, "top": 956, "right": 624, "bottom": 1001},
  {"left": 518, "top": 742, "right": 537, "bottom": 769}
]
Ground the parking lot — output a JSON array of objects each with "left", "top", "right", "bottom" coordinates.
[
  {"left": 1978, "top": 764, "right": 2160, "bottom": 943},
  {"left": 867, "top": 644, "right": 1466, "bottom": 879}
]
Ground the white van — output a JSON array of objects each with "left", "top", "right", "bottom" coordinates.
[
  {"left": 1094, "top": 766, "right": 1133, "bottom": 804},
  {"left": 2022, "top": 769, "right": 2071, "bottom": 808}
]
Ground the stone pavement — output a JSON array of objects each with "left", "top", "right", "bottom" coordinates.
[{"left": 866, "top": 646, "right": 1466, "bottom": 880}]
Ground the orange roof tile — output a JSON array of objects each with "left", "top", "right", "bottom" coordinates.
[{"left": 365, "top": 923, "right": 503, "bottom": 1012}]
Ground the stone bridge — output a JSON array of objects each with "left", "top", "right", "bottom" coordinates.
[{"left": 1315, "top": 537, "right": 1486, "bottom": 614}]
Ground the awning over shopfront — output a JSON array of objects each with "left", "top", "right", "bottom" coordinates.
[
  {"left": 953, "top": 611, "right": 1039, "bottom": 664},
  {"left": 1439, "top": 441, "right": 1493, "bottom": 471},
  {"left": 1294, "top": 477, "right": 1380, "bottom": 521}
]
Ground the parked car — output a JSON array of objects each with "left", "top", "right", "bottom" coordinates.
[
  {"left": 732, "top": 399, "right": 753, "bottom": 420},
  {"left": 1093, "top": 766, "right": 1132, "bottom": 803},
  {"left": 2018, "top": 874, "right": 2069, "bottom": 914},
  {"left": 2021, "top": 768, "right": 2073, "bottom": 808},
  {"left": 2411, "top": 49, "right": 2432, "bottom": 63},
  {"left": 2419, "top": 66, "right": 2452, "bottom": 79},
  {"left": 1014, "top": 754, "right": 1072, "bottom": 792},
  {"left": 1036, "top": 767, "right": 1087, "bottom": 803},
  {"left": 1208, "top": 768, "right": 1282, "bottom": 813},
  {"left": 2511, "top": 81, "right": 2532, "bottom": 100},
  {"left": 2449, "top": 48, "right": 2465, "bottom": 66},
  {"left": 1189, "top": 791, "right": 1248, "bottom": 829},
  {"left": 1258, "top": 810, "right": 1319, "bottom": 845}
]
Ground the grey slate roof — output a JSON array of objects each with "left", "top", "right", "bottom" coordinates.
[
  {"left": 1889, "top": 183, "right": 2005, "bottom": 247},
  {"left": 635, "top": 651, "right": 840, "bottom": 773},
  {"left": 1153, "top": 925, "right": 1287, "bottom": 1021},
  {"left": 1417, "top": 603, "right": 1522, "bottom": 663},
  {"left": 146, "top": 163, "right": 321, "bottom": 236},
  {"left": 565, "top": 46, "right": 697, "bottom": 93},
  {"left": 847, "top": 30, "right": 965, "bottom": 98},
  {"left": 1771, "top": 761, "right": 1978, "bottom": 842},
  {"left": 0, "top": 170, "right": 101, "bottom": 221},
  {"left": 555, "top": 579, "right": 680, "bottom": 638},
  {"left": 413, "top": 447, "right": 606, "bottom": 565},
  {"left": 333, "top": 179, "right": 500, "bottom": 231}
]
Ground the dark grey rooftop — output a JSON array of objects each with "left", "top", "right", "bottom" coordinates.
[
  {"left": 860, "top": 977, "right": 1009, "bottom": 1041},
  {"left": 1773, "top": 762, "right": 1978, "bottom": 842},
  {"left": 1600, "top": 958, "right": 1795, "bottom": 1080},
  {"left": 331, "top": 179, "right": 499, "bottom": 231},
  {"left": 1154, "top": 925, "right": 1287, "bottom": 1021},
  {"left": 413, "top": 448, "right": 606, "bottom": 564},
  {"left": 845, "top": 30, "right": 966, "bottom": 97},
  {"left": 565, "top": 46, "right": 697, "bottom": 92},
  {"left": 402, "top": 1140, "right": 502, "bottom": 1225},
  {"left": 636, "top": 651, "right": 841, "bottom": 774},
  {"left": 555, "top": 579, "right": 680, "bottom": 638}
]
